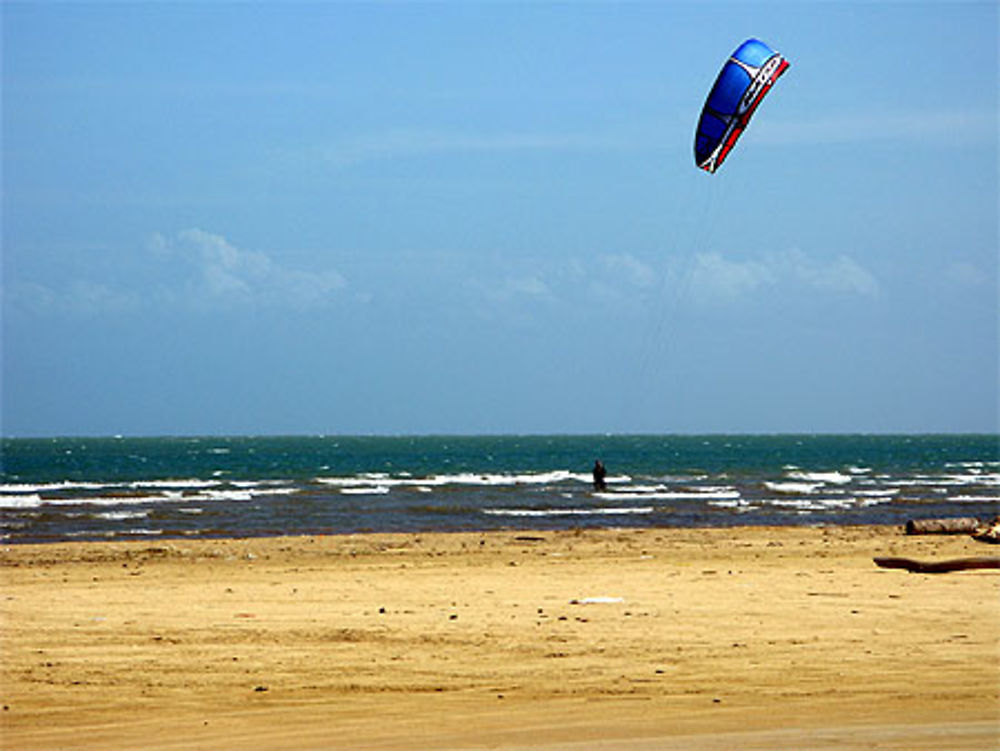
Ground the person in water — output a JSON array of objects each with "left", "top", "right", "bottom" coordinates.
[{"left": 592, "top": 459, "right": 607, "bottom": 492}]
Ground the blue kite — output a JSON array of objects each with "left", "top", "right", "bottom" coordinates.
[{"left": 694, "top": 39, "right": 790, "bottom": 173}]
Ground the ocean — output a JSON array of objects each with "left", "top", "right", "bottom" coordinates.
[{"left": 1, "top": 435, "right": 997, "bottom": 544}]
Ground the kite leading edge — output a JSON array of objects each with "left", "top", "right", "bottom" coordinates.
[{"left": 694, "top": 38, "right": 790, "bottom": 174}]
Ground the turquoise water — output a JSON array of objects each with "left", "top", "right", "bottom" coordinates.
[{"left": 2, "top": 435, "right": 997, "bottom": 543}]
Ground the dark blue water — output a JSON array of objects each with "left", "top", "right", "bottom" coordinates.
[{"left": 2, "top": 435, "right": 997, "bottom": 543}]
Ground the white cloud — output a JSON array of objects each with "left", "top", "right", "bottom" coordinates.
[
  {"left": 486, "top": 274, "right": 551, "bottom": 303},
  {"left": 783, "top": 249, "right": 879, "bottom": 297},
  {"left": 689, "top": 252, "right": 777, "bottom": 304},
  {"left": 154, "top": 229, "right": 346, "bottom": 310},
  {"left": 687, "top": 248, "right": 879, "bottom": 305},
  {"left": 9, "top": 279, "right": 140, "bottom": 315},
  {"left": 944, "top": 261, "right": 993, "bottom": 289},
  {"left": 11, "top": 230, "right": 347, "bottom": 316},
  {"left": 601, "top": 253, "right": 657, "bottom": 289},
  {"left": 470, "top": 253, "right": 657, "bottom": 315},
  {"left": 460, "top": 248, "right": 876, "bottom": 320}
]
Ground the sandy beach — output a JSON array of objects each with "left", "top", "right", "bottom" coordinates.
[{"left": 2, "top": 525, "right": 997, "bottom": 750}]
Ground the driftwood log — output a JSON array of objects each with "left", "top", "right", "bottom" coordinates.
[
  {"left": 905, "top": 517, "right": 981, "bottom": 535},
  {"left": 973, "top": 520, "right": 1000, "bottom": 544},
  {"left": 873, "top": 556, "right": 1000, "bottom": 574}
]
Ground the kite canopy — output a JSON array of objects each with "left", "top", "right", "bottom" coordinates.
[{"left": 694, "top": 38, "right": 789, "bottom": 173}]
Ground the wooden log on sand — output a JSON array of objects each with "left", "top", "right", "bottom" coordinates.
[
  {"left": 905, "top": 517, "right": 981, "bottom": 535},
  {"left": 972, "top": 519, "right": 1000, "bottom": 545},
  {"left": 873, "top": 557, "right": 1000, "bottom": 574}
]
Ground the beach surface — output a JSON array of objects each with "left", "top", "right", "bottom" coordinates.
[{"left": 2, "top": 526, "right": 997, "bottom": 750}]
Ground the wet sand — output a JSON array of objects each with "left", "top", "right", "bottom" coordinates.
[{"left": 2, "top": 526, "right": 998, "bottom": 750}]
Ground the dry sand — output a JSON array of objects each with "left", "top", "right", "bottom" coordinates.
[{"left": 1, "top": 526, "right": 997, "bottom": 750}]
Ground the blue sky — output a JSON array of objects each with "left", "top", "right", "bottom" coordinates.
[{"left": 2, "top": 2, "right": 997, "bottom": 437}]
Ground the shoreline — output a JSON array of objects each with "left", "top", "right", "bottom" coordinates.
[
  {"left": 0, "top": 519, "right": 937, "bottom": 548},
  {"left": 6, "top": 513, "right": 998, "bottom": 548},
  {"left": 3, "top": 525, "right": 998, "bottom": 750}
]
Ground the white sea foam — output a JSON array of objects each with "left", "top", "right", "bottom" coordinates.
[
  {"left": 1, "top": 478, "right": 255, "bottom": 499},
  {"left": 320, "top": 470, "right": 582, "bottom": 490},
  {"left": 159, "top": 486, "right": 287, "bottom": 503},
  {"left": 708, "top": 499, "right": 756, "bottom": 511},
  {"left": 231, "top": 480, "right": 288, "bottom": 489},
  {"left": 764, "top": 497, "right": 855, "bottom": 511},
  {"left": 130, "top": 479, "right": 222, "bottom": 490},
  {"left": 855, "top": 496, "right": 892, "bottom": 507},
  {"left": 885, "top": 473, "right": 999, "bottom": 488},
  {"left": 603, "top": 482, "right": 727, "bottom": 496},
  {"left": 619, "top": 484, "right": 668, "bottom": 494},
  {"left": 0, "top": 479, "right": 282, "bottom": 509},
  {"left": 594, "top": 489, "right": 740, "bottom": 501},
  {"left": 194, "top": 489, "right": 255, "bottom": 502},
  {"left": 458, "top": 470, "right": 578, "bottom": 486},
  {"left": 940, "top": 473, "right": 1000, "bottom": 486},
  {"left": 1, "top": 481, "right": 113, "bottom": 493},
  {"left": 787, "top": 471, "right": 853, "bottom": 485},
  {"left": 946, "top": 461, "right": 1000, "bottom": 470},
  {"left": 0, "top": 493, "right": 43, "bottom": 509},
  {"left": 95, "top": 510, "right": 150, "bottom": 521},
  {"left": 698, "top": 485, "right": 739, "bottom": 494},
  {"left": 951, "top": 495, "right": 1000, "bottom": 503},
  {"left": 340, "top": 486, "right": 391, "bottom": 495},
  {"left": 68, "top": 526, "right": 162, "bottom": 537},
  {"left": 764, "top": 481, "right": 823, "bottom": 495},
  {"left": 319, "top": 477, "right": 398, "bottom": 488},
  {"left": 483, "top": 507, "right": 654, "bottom": 517},
  {"left": 34, "top": 495, "right": 153, "bottom": 507},
  {"left": 763, "top": 495, "right": 892, "bottom": 511},
  {"left": 246, "top": 486, "right": 298, "bottom": 497},
  {"left": 971, "top": 473, "right": 1000, "bottom": 486},
  {"left": 26, "top": 486, "right": 259, "bottom": 507},
  {"left": 654, "top": 474, "right": 710, "bottom": 484},
  {"left": 318, "top": 475, "right": 408, "bottom": 488},
  {"left": 854, "top": 488, "right": 900, "bottom": 498}
]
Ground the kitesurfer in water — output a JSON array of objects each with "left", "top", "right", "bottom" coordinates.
[{"left": 592, "top": 460, "right": 607, "bottom": 492}]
